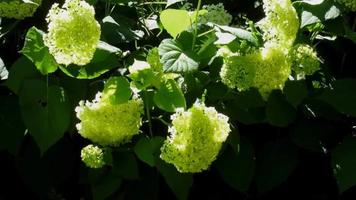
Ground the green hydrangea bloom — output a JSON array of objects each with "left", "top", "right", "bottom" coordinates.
[
  {"left": 291, "top": 44, "right": 320, "bottom": 79},
  {"left": 160, "top": 102, "right": 231, "bottom": 173},
  {"left": 81, "top": 144, "right": 106, "bottom": 168},
  {"left": 220, "top": 45, "right": 291, "bottom": 99},
  {"left": 259, "top": 0, "right": 299, "bottom": 47},
  {"left": 0, "top": 0, "right": 42, "bottom": 19},
  {"left": 75, "top": 92, "right": 144, "bottom": 146},
  {"left": 199, "top": 3, "right": 232, "bottom": 25},
  {"left": 44, "top": 0, "right": 101, "bottom": 66},
  {"left": 337, "top": 0, "right": 356, "bottom": 11}
]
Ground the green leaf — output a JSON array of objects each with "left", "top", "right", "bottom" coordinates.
[
  {"left": 134, "top": 136, "right": 164, "bottom": 167},
  {"left": 158, "top": 31, "right": 199, "bottom": 73},
  {"left": 112, "top": 152, "right": 139, "bottom": 180},
  {"left": 255, "top": 140, "right": 298, "bottom": 193},
  {"left": 160, "top": 9, "right": 191, "bottom": 38},
  {"left": 154, "top": 79, "right": 186, "bottom": 112},
  {"left": 294, "top": 0, "right": 341, "bottom": 28},
  {"left": 331, "top": 136, "right": 356, "bottom": 193},
  {"left": 215, "top": 136, "right": 255, "bottom": 192},
  {"left": 21, "top": 27, "right": 58, "bottom": 75},
  {"left": 284, "top": 80, "right": 308, "bottom": 107},
  {"left": 266, "top": 91, "right": 297, "bottom": 127},
  {"left": 102, "top": 76, "right": 132, "bottom": 105},
  {"left": 319, "top": 79, "right": 356, "bottom": 117},
  {"left": 0, "top": 57, "right": 8, "bottom": 80},
  {"left": 157, "top": 159, "right": 193, "bottom": 200},
  {"left": 147, "top": 48, "right": 163, "bottom": 73},
  {"left": 19, "top": 80, "right": 71, "bottom": 154},
  {"left": 128, "top": 60, "right": 156, "bottom": 90},
  {"left": 5, "top": 56, "right": 42, "bottom": 94},
  {"left": 90, "top": 169, "right": 122, "bottom": 200},
  {"left": 59, "top": 41, "right": 120, "bottom": 79},
  {"left": 214, "top": 25, "right": 259, "bottom": 46},
  {"left": 0, "top": 95, "right": 26, "bottom": 155}
]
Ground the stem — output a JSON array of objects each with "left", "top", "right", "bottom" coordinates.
[
  {"left": 191, "top": 0, "right": 202, "bottom": 50},
  {"left": 144, "top": 91, "right": 153, "bottom": 137}
]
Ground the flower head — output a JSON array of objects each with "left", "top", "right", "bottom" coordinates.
[
  {"left": 337, "top": 0, "right": 356, "bottom": 11},
  {"left": 44, "top": 0, "right": 101, "bottom": 66},
  {"left": 81, "top": 144, "right": 106, "bottom": 168},
  {"left": 199, "top": 3, "right": 232, "bottom": 25},
  {"left": 291, "top": 44, "right": 320, "bottom": 79},
  {"left": 160, "top": 102, "right": 231, "bottom": 173},
  {"left": 0, "top": 0, "right": 42, "bottom": 19}
]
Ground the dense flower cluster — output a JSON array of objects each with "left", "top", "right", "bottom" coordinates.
[
  {"left": 0, "top": 0, "right": 42, "bottom": 19},
  {"left": 291, "top": 44, "right": 320, "bottom": 79},
  {"left": 81, "top": 144, "right": 105, "bottom": 168},
  {"left": 160, "top": 102, "right": 231, "bottom": 173},
  {"left": 220, "top": 0, "right": 298, "bottom": 99},
  {"left": 199, "top": 3, "right": 232, "bottom": 25},
  {"left": 337, "top": 0, "right": 356, "bottom": 11},
  {"left": 75, "top": 92, "right": 144, "bottom": 146},
  {"left": 44, "top": 0, "right": 101, "bottom": 66},
  {"left": 259, "top": 0, "right": 299, "bottom": 48}
]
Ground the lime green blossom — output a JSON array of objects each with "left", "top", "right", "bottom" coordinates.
[
  {"left": 75, "top": 92, "right": 144, "bottom": 146},
  {"left": 44, "top": 0, "right": 101, "bottom": 66},
  {"left": 199, "top": 3, "right": 232, "bottom": 25},
  {"left": 291, "top": 44, "right": 320, "bottom": 79},
  {"left": 0, "top": 0, "right": 42, "bottom": 19},
  {"left": 160, "top": 102, "right": 231, "bottom": 173},
  {"left": 81, "top": 144, "right": 105, "bottom": 168},
  {"left": 259, "top": 0, "right": 299, "bottom": 47},
  {"left": 337, "top": 0, "right": 356, "bottom": 11},
  {"left": 220, "top": 45, "right": 291, "bottom": 99}
]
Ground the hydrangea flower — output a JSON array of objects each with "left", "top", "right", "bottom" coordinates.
[
  {"left": 160, "top": 102, "right": 231, "bottom": 173},
  {"left": 0, "top": 0, "right": 42, "bottom": 19},
  {"left": 81, "top": 144, "right": 106, "bottom": 168},
  {"left": 44, "top": 0, "right": 101, "bottom": 66},
  {"left": 259, "top": 0, "right": 299, "bottom": 48},
  {"left": 337, "top": 0, "right": 356, "bottom": 11},
  {"left": 291, "top": 44, "right": 320, "bottom": 79},
  {"left": 75, "top": 92, "right": 144, "bottom": 146},
  {"left": 199, "top": 3, "right": 232, "bottom": 25},
  {"left": 220, "top": 45, "right": 291, "bottom": 99}
]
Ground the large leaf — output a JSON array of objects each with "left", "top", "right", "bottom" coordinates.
[
  {"left": 134, "top": 136, "right": 164, "bottom": 167},
  {"left": 21, "top": 27, "right": 58, "bottom": 75},
  {"left": 5, "top": 56, "right": 42, "bottom": 94},
  {"left": 19, "top": 80, "right": 71, "bottom": 154},
  {"left": 112, "top": 152, "right": 139, "bottom": 180},
  {"left": 102, "top": 76, "right": 132, "bottom": 105},
  {"left": 59, "top": 41, "right": 121, "bottom": 79},
  {"left": 158, "top": 31, "right": 199, "bottom": 73},
  {"left": 331, "top": 136, "right": 356, "bottom": 193},
  {"left": 319, "top": 79, "right": 356, "bottom": 117},
  {"left": 215, "top": 136, "right": 255, "bottom": 192},
  {"left": 214, "top": 25, "right": 259, "bottom": 46},
  {"left": 255, "top": 140, "right": 298, "bottom": 193},
  {"left": 160, "top": 9, "right": 191, "bottom": 38},
  {"left": 153, "top": 79, "right": 186, "bottom": 112},
  {"left": 0, "top": 95, "right": 26, "bottom": 155},
  {"left": 157, "top": 159, "right": 193, "bottom": 200},
  {"left": 293, "top": 0, "right": 341, "bottom": 28},
  {"left": 266, "top": 90, "right": 297, "bottom": 127},
  {"left": 0, "top": 57, "right": 8, "bottom": 80},
  {"left": 283, "top": 80, "right": 308, "bottom": 107}
]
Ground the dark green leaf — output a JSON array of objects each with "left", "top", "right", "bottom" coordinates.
[
  {"left": 112, "top": 152, "right": 139, "bottom": 180},
  {"left": 266, "top": 91, "right": 297, "bottom": 127},
  {"left": 331, "top": 136, "right": 356, "bottom": 193},
  {"left": 134, "top": 136, "right": 164, "bottom": 167},
  {"left": 154, "top": 79, "right": 186, "bottom": 112},
  {"left": 21, "top": 27, "right": 58, "bottom": 75},
  {"left": 284, "top": 80, "right": 308, "bottom": 107},
  {"left": 19, "top": 80, "right": 71, "bottom": 154}
]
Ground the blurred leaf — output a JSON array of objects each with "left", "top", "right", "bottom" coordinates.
[
  {"left": 19, "top": 80, "right": 71, "bottom": 154},
  {"left": 319, "top": 79, "right": 356, "bottom": 117},
  {"left": 90, "top": 169, "right": 122, "bottom": 200},
  {"left": 166, "top": 0, "right": 184, "bottom": 8},
  {"left": 154, "top": 79, "right": 186, "bottom": 112},
  {"left": 21, "top": 27, "right": 58, "bottom": 75},
  {"left": 102, "top": 76, "right": 132, "bottom": 105},
  {"left": 112, "top": 152, "right": 139, "bottom": 180},
  {"left": 214, "top": 25, "right": 259, "bottom": 46},
  {"left": 0, "top": 95, "right": 26, "bottom": 155},
  {"left": 5, "top": 56, "right": 42, "bottom": 94},
  {"left": 255, "top": 140, "right": 298, "bottom": 193},
  {"left": 331, "top": 136, "right": 356, "bottom": 193},
  {"left": 160, "top": 9, "right": 191, "bottom": 38},
  {"left": 159, "top": 31, "right": 199, "bottom": 73},
  {"left": 284, "top": 80, "right": 308, "bottom": 107},
  {"left": 266, "top": 91, "right": 297, "bottom": 127},
  {"left": 134, "top": 136, "right": 164, "bottom": 167},
  {"left": 0, "top": 57, "right": 8, "bottom": 80},
  {"left": 59, "top": 41, "right": 120, "bottom": 79},
  {"left": 157, "top": 159, "right": 193, "bottom": 200},
  {"left": 215, "top": 136, "right": 255, "bottom": 192}
]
